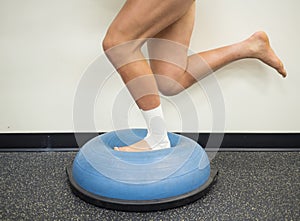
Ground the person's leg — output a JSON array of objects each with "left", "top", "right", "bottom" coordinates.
[
  {"left": 102, "top": 0, "right": 195, "bottom": 151},
  {"left": 148, "top": 15, "right": 286, "bottom": 96},
  {"left": 103, "top": 0, "right": 287, "bottom": 152}
]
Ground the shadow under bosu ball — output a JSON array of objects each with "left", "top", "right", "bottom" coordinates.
[{"left": 67, "top": 129, "right": 218, "bottom": 212}]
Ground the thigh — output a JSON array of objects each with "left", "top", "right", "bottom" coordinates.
[
  {"left": 107, "top": 0, "right": 195, "bottom": 40},
  {"left": 151, "top": 2, "right": 195, "bottom": 49},
  {"left": 147, "top": 2, "right": 196, "bottom": 76}
]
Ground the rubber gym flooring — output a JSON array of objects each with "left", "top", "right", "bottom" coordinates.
[{"left": 1, "top": 152, "right": 299, "bottom": 220}]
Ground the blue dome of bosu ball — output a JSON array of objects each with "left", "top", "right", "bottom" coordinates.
[{"left": 67, "top": 129, "right": 218, "bottom": 212}]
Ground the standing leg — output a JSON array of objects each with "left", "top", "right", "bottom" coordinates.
[{"left": 102, "top": 0, "right": 195, "bottom": 151}]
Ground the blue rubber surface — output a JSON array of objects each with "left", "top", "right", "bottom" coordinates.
[{"left": 72, "top": 129, "right": 210, "bottom": 200}]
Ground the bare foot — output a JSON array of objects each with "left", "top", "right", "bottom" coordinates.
[
  {"left": 114, "top": 139, "right": 152, "bottom": 152},
  {"left": 246, "top": 31, "right": 287, "bottom": 78}
]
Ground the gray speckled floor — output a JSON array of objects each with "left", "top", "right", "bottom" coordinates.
[{"left": 1, "top": 152, "right": 299, "bottom": 221}]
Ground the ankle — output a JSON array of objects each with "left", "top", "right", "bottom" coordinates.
[
  {"left": 144, "top": 134, "right": 171, "bottom": 150},
  {"left": 245, "top": 31, "right": 270, "bottom": 58}
]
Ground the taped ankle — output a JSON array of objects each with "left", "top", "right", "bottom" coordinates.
[{"left": 141, "top": 105, "right": 170, "bottom": 150}]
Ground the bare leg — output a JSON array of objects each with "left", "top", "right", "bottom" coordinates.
[
  {"left": 103, "top": 0, "right": 195, "bottom": 152},
  {"left": 103, "top": 0, "right": 195, "bottom": 109},
  {"left": 148, "top": 18, "right": 286, "bottom": 96},
  {"left": 103, "top": 1, "right": 286, "bottom": 152}
]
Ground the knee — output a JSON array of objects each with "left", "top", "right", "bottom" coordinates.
[
  {"left": 102, "top": 25, "right": 143, "bottom": 52},
  {"left": 102, "top": 29, "right": 123, "bottom": 52},
  {"left": 102, "top": 28, "right": 145, "bottom": 69},
  {"left": 158, "top": 84, "right": 182, "bottom": 96},
  {"left": 152, "top": 64, "right": 185, "bottom": 96},
  {"left": 156, "top": 73, "right": 185, "bottom": 96}
]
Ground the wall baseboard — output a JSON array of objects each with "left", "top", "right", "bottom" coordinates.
[{"left": 0, "top": 132, "right": 299, "bottom": 152}]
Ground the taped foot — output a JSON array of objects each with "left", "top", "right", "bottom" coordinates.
[{"left": 114, "top": 138, "right": 170, "bottom": 152}]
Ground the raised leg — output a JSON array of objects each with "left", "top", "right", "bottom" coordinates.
[{"left": 148, "top": 30, "right": 287, "bottom": 96}]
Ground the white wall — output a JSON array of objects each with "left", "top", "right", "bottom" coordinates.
[{"left": 0, "top": 0, "right": 299, "bottom": 133}]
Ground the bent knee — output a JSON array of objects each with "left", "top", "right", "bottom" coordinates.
[
  {"left": 158, "top": 85, "right": 182, "bottom": 96},
  {"left": 152, "top": 64, "right": 186, "bottom": 96},
  {"left": 155, "top": 74, "right": 185, "bottom": 96}
]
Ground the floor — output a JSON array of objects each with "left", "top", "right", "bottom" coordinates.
[{"left": 1, "top": 152, "right": 299, "bottom": 221}]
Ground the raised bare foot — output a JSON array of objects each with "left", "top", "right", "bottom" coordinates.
[
  {"left": 246, "top": 31, "right": 287, "bottom": 78},
  {"left": 114, "top": 139, "right": 152, "bottom": 152}
]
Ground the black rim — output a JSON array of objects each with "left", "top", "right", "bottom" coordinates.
[{"left": 66, "top": 165, "right": 218, "bottom": 212}]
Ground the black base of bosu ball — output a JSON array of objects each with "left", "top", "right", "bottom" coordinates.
[{"left": 67, "top": 129, "right": 218, "bottom": 212}]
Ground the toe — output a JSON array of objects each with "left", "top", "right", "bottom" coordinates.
[{"left": 279, "top": 64, "right": 287, "bottom": 78}]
